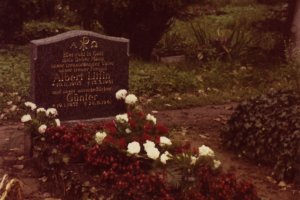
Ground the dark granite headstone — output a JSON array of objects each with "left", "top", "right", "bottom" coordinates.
[{"left": 30, "top": 30, "right": 129, "bottom": 120}]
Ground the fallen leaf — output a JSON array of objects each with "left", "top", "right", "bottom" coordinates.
[
  {"left": 278, "top": 181, "right": 287, "bottom": 188},
  {"left": 13, "top": 165, "right": 24, "bottom": 170},
  {"left": 17, "top": 156, "right": 24, "bottom": 161},
  {"left": 39, "top": 176, "right": 48, "bottom": 183}
]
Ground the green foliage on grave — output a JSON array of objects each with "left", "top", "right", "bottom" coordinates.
[{"left": 222, "top": 90, "right": 300, "bottom": 182}]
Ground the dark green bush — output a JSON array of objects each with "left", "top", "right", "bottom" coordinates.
[
  {"left": 222, "top": 90, "right": 300, "bottom": 182},
  {"left": 64, "top": 0, "right": 201, "bottom": 60},
  {"left": 17, "top": 21, "right": 79, "bottom": 43},
  {"left": 20, "top": 0, "right": 58, "bottom": 21}
]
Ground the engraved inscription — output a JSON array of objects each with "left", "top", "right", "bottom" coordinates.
[
  {"left": 69, "top": 36, "right": 100, "bottom": 52},
  {"left": 50, "top": 36, "right": 115, "bottom": 109}
]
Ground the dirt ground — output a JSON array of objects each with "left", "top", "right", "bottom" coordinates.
[{"left": 0, "top": 104, "right": 299, "bottom": 199}]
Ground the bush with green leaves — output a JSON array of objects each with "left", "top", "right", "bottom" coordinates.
[
  {"left": 190, "top": 22, "right": 261, "bottom": 62},
  {"left": 222, "top": 90, "right": 300, "bottom": 182},
  {"left": 17, "top": 21, "right": 79, "bottom": 43},
  {"left": 154, "top": 31, "right": 187, "bottom": 56}
]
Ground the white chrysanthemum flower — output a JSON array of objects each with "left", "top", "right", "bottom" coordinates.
[
  {"left": 199, "top": 145, "right": 215, "bottom": 157},
  {"left": 46, "top": 108, "right": 58, "bottom": 117},
  {"left": 115, "top": 113, "right": 128, "bottom": 123},
  {"left": 145, "top": 146, "right": 160, "bottom": 160},
  {"left": 36, "top": 107, "right": 46, "bottom": 113},
  {"left": 159, "top": 136, "right": 172, "bottom": 146},
  {"left": 146, "top": 114, "right": 157, "bottom": 124},
  {"left": 38, "top": 124, "right": 47, "bottom": 134},
  {"left": 143, "top": 140, "right": 156, "bottom": 149},
  {"left": 125, "top": 94, "right": 138, "bottom": 105},
  {"left": 115, "top": 89, "right": 128, "bottom": 100},
  {"left": 9, "top": 105, "right": 17, "bottom": 112},
  {"left": 55, "top": 118, "right": 61, "bottom": 127},
  {"left": 127, "top": 141, "right": 141, "bottom": 154},
  {"left": 24, "top": 101, "right": 37, "bottom": 110},
  {"left": 191, "top": 156, "right": 198, "bottom": 165},
  {"left": 213, "top": 159, "right": 221, "bottom": 169},
  {"left": 21, "top": 114, "right": 32, "bottom": 123},
  {"left": 160, "top": 151, "right": 172, "bottom": 164},
  {"left": 125, "top": 128, "right": 132, "bottom": 134},
  {"left": 95, "top": 131, "right": 107, "bottom": 144}
]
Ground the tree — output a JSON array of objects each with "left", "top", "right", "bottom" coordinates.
[
  {"left": 289, "top": 1, "right": 300, "bottom": 39},
  {"left": 20, "top": 0, "right": 58, "bottom": 21},
  {"left": 60, "top": 0, "right": 96, "bottom": 29},
  {"left": 0, "top": 0, "right": 24, "bottom": 42},
  {"left": 64, "top": 0, "right": 199, "bottom": 59}
]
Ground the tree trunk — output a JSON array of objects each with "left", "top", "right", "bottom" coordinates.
[{"left": 291, "top": 0, "right": 300, "bottom": 47}]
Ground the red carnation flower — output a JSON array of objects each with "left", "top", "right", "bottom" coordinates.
[
  {"left": 118, "top": 138, "right": 127, "bottom": 149},
  {"left": 105, "top": 121, "right": 117, "bottom": 135},
  {"left": 137, "top": 111, "right": 145, "bottom": 118},
  {"left": 156, "top": 123, "right": 168, "bottom": 135},
  {"left": 144, "top": 122, "right": 153, "bottom": 133},
  {"left": 141, "top": 133, "right": 152, "bottom": 142},
  {"left": 129, "top": 119, "right": 136, "bottom": 129},
  {"left": 103, "top": 135, "right": 115, "bottom": 145}
]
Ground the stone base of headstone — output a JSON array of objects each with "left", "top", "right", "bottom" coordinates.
[
  {"left": 159, "top": 55, "right": 186, "bottom": 63},
  {"left": 63, "top": 117, "right": 114, "bottom": 126}
]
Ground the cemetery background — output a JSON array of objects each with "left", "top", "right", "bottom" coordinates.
[{"left": 0, "top": 0, "right": 300, "bottom": 199}]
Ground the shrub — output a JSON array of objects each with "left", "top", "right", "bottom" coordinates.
[
  {"left": 222, "top": 90, "right": 300, "bottom": 182},
  {"left": 190, "top": 22, "right": 261, "bottom": 62},
  {"left": 154, "top": 32, "right": 187, "bottom": 56}
]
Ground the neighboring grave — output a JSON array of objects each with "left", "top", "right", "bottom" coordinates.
[{"left": 30, "top": 30, "right": 129, "bottom": 120}]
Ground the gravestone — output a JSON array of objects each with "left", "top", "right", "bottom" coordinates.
[{"left": 30, "top": 30, "right": 129, "bottom": 120}]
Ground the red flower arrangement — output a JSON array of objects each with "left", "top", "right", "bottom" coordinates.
[{"left": 22, "top": 90, "right": 260, "bottom": 199}]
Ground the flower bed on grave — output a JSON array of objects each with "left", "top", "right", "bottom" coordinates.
[{"left": 21, "top": 90, "right": 260, "bottom": 200}]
